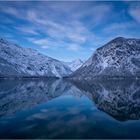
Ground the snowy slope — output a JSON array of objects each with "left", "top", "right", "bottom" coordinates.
[
  {"left": 71, "top": 37, "right": 140, "bottom": 79},
  {"left": 63, "top": 59, "right": 84, "bottom": 71},
  {"left": 0, "top": 38, "right": 72, "bottom": 77}
]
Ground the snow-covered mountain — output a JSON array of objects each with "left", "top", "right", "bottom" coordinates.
[
  {"left": 63, "top": 59, "right": 84, "bottom": 71},
  {"left": 71, "top": 37, "right": 140, "bottom": 79},
  {"left": 0, "top": 38, "right": 72, "bottom": 78}
]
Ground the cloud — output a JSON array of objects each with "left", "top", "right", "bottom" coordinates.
[
  {"left": 86, "top": 4, "right": 112, "bottom": 25},
  {"left": 129, "top": 6, "right": 140, "bottom": 24},
  {"left": 15, "top": 26, "right": 39, "bottom": 35},
  {"left": 29, "top": 37, "right": 83, "bottom": 52},
  {"left": 29, "top": 38, "right": 50, "bottom": 49},
  {"left": 2, "top": 6, "right": 91, "bottom": 45},
  {"left": 103, "top": 22, "right": 134, "bottom": 33},
  {"left": 31, "top": 39, "right": 48, "bottom": 46},
  {"left": 45, "top": 20, "right": 90, "bottom": 44},
  {"left": 67, "top": 44, "right": 82, "bottom": 51},
  {"left": 29, "top": 37, "right": 64, "bottom": 50},
  {"left": 0, "top": 2, "right": 111, "bottom": 44},
  {"left": 0, "top": 6, "right": 19, "bottom": 17},
  {"left": 1, "top": 1, "right": 133, "bottom": 61}
]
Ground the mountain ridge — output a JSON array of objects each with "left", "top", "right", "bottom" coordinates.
[
  {"left": 0, "top": 38, "right": 72, "bottom": 78},
  {"left": 71, "top": 37, "right": 140, "bottom": 79}
]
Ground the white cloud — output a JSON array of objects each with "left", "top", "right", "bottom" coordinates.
[
  {"left": 129, "top": 6, "right": 140, "bottom": 24},
  {"left": 29, "top": 38, "right": 49, "bottom": 49},
  {"left": 67, "top": 44, "right": 82, "bottom": 51},
  {"left": 0, "top": 2, "right": 112, "bottom": 54},
  {"left": 29, "top": 38, "right": 63, "bottom": 50},
  {"left": 32, "top": 39, "right": 48, "bottom": 45},
  {"left": 0, "top": 2, "right": 110, "bottom": 42},
  {"left": 16, "top": 26, "right": 39, "bottom": 35},
  {"left": 29, "top": 37, "right": 83, "bottom": 51}
]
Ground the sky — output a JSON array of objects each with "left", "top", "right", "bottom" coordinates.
[{"left": 0, "top": 1, "right": 140, "bottom": 62}]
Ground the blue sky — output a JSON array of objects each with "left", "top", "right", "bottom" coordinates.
[{"left": 0, "top": 1, "right": 140, "bottom": 61}]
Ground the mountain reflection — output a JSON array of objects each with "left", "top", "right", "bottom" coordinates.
[
  {"left": 71, "top": 79, "right": 140, "bottom": 121},
  {"left": 0, "top": 79, "right": 86, "bottom": 117},
  {"left": 0, "top": 79, "right": 140, "bottom": 121}
]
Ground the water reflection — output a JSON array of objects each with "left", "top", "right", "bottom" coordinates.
[
  {"left": 0, "top": 79, "right": 83, "bottom": 116},
  {"left": 71, "top": 79, "right": 140, "bottom": 121},
  {"left": 0, "top": 78, "right": 140, "bottom": 138}
]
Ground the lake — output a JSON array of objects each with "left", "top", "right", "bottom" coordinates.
[{"left": 0, "top": 78, "right": 140, "bottom": 139}]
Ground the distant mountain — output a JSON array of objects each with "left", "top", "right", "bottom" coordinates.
[
  {"left": 63, "top": 59, "right": 84, "bottom": 71},
  {"left": 0, "top": 38, "right": 72, "bottom": 78},
  {"left": 71, "top": 37, "right": 140, "bottom": 79}
]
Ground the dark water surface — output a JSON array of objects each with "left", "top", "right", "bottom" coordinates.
[{"left": 0, "top": 79, "right": 140, "bottom": 139}]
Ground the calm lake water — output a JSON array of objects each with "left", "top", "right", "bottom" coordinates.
[{"left": 0, "top": 79, "right": 140, "bottom": 139}]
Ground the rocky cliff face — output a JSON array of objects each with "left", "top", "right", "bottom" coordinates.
[
  {"left": 71, "top": 37, "right": 140, "bottom": 79},
  {"left": 0, "top": 38, "right": 72, "bottom": 78}
]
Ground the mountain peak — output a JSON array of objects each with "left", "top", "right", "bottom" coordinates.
[
  {"left": 97, "top": 37, "right": 140, "bottom": 52},
  {"left": 73, "top": 58, "right": 83, "bottom": 63},
  {"left": 109, "top": 36, "right": 140, "bottom": 44},
  {"left": 72, "top": 37, "right": 140, "bottom": 79},
  {"left": 63, "top": 59, "right": 84, "bottom": 72},
  {"left": 107, "top": 36, "right": 126, "bottom": 45},
  {"left": 110, "top": 37, "right": 127, "bottom": 43},
  {"left": 112, "top": 36, "right": 125, "bottom": 41}
]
